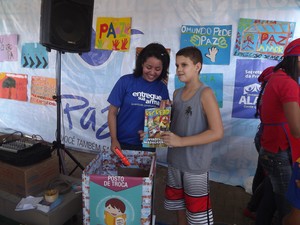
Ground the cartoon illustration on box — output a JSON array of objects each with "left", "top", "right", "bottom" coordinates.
[
  {"left": 104, "top": 198, "right": 127, "bottom": 225},
  {"left": 82, "top": 150, "right": 156, "bottom": 225},
  {"left": 90, "top": 175, "right": 143, "bottom": 225}
]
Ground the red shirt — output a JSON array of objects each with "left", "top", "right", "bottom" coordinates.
[{"left": 260, "top": 70, "right": 300, "bottom": 162}]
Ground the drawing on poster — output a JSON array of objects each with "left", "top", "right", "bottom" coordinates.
[
  {"left": 0, "top": 34, "right": 18, "bottom": 62},
  {"left": 30, "top": 76, "right": 56, "bottom": 106},
  {"left": 95, "top": 17, "right": 132, "bottom": 52},
  {"left": 0, "top": 73, "right": 27, "bottom": 101},
  {"left": 21, "top": 43, "right": 48, "bottom": 69},
  {"left": 234, "top": 18, "right": 295, "bottom": 60}
]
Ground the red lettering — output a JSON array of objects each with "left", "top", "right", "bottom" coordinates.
[
  {"left": 260, "top": 33, "right": 268, "bottom": 44},
  {"left": 99, "top": 24, "right": 108, "bottom": 39},
  {"left": 267, "top": 35, "right": 277, "bottom": 45}
]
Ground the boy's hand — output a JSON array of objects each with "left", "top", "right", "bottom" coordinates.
[{"left": 161, "top": 131, "right": 180, "bottom": 148}]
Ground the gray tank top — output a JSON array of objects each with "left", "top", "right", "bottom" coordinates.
[{"left": 167, "top": 85, "right": 213, "bottom": 173}]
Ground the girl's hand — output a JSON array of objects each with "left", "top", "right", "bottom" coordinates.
[
  {"left": 160, "top": 100, "right": 172, "bottom": 109},
  {"left": 138, "top": 130, "right": 146, "bottom": 141},
  {"left": 111, "top": 139, "right": 121, "bottom": 152}
]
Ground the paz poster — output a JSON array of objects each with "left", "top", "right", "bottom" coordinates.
[
  {"left": 95, "top": 17, "right": 132, "bottom": 52},
  {"left": 234, "top": 18, "right": 295, "bottom": 60},
  {"left": 180, "top": 25, "right": 232, "bottom": 65}
]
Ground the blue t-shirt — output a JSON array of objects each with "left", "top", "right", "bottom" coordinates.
[{"left": 107, "top": 74, "right": 169, "bottom": 146}]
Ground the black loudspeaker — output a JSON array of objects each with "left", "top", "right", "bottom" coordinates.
[{"left": 40, "top": 0, "right": 94, "bottom": 53}]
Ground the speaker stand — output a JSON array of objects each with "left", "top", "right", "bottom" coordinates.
[{"left": 53, "top": 50, "right": 84, "bottom": 176}]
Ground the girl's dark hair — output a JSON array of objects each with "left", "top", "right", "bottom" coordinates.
[
  {"left": 274, "top": 56, "right": 299, "bottom": 82},
  {"left": 133, "top": 43, "right": 170, "bottom": 81},
  {"left": 255, "top": 55, "right": 299, "bottom": 118},
  {"left": 255, "top": 81, "right": 268, "bottom": 118}
]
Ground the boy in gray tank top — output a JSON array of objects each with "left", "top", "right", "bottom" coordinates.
[{"left": 162, "top": 46, "right": 224, "bottom": 225}]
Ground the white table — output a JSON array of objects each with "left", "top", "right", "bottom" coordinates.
[{"left": 0, "top": 175, "right": 82, "bottom": 225}]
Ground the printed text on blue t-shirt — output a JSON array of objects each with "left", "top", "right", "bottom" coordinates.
[{"left": 132, "top": 91, "right": 162, "bottom": 106}]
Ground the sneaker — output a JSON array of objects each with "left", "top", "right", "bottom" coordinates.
[{"left": 243, "top": 208, "right": 256, "bottom": 220}]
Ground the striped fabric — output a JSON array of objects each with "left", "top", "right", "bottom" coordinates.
[{"left": 164, "top": 166, "right": 213, "bottom": 225}]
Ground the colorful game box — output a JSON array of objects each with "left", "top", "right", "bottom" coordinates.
[
  {"left": 82, "top": 150, "right": 156, "bottom": 225},
  {"left": 142, "top": 107, "right": 171, "bottom": 148}
]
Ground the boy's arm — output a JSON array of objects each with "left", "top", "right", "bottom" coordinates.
[{"left": 200, "top": 87, "right": 224, "bottom": 143}]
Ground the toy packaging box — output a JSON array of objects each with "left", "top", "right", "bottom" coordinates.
[{"left": 82, "top": 150, "right": 156, "bottom": 225}]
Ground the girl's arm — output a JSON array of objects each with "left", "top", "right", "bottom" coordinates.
[
  {"left": 284, "top": 102, "right": 300, "bottom": 138},
  {"left": 108, "top": 105, "right": 121, "bottom": 150}
]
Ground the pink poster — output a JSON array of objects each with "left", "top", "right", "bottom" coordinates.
[{"left": 0, "top": 34, "right": 18, "bottom": 62}]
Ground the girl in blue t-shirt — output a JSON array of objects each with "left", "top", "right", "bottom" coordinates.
[{"left": 107, "top": 43, "right": 170, "bottom": 152}]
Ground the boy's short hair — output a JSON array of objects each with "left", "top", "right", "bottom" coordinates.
[{"left": 176, "top": 46, "right": 203, "bottom": 65}]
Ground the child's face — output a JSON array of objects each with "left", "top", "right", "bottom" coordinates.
[
  {"left": 175, "top": 55, "right": 201, "bottom": 83},
  {"left": 105, "top": 204, "right": 123, "bottom": 216}
]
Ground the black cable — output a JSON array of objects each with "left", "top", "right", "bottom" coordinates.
[{"left": 1, "top": 131, "right": 23, "bottom": 144}]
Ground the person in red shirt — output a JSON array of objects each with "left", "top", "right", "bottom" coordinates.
[
  {"left": 258, "top": 38, "right": 300, "bottom": 225},
  {"left": 243, "top": 66, "right": 277, "bottom": 225}
]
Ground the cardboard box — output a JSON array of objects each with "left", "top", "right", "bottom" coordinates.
[
  {"left": 0, "top": 155, "right": 59, "bottom": 197},
  {"left": 82, "top": 150, "right": 156, "bottom": 225}
]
